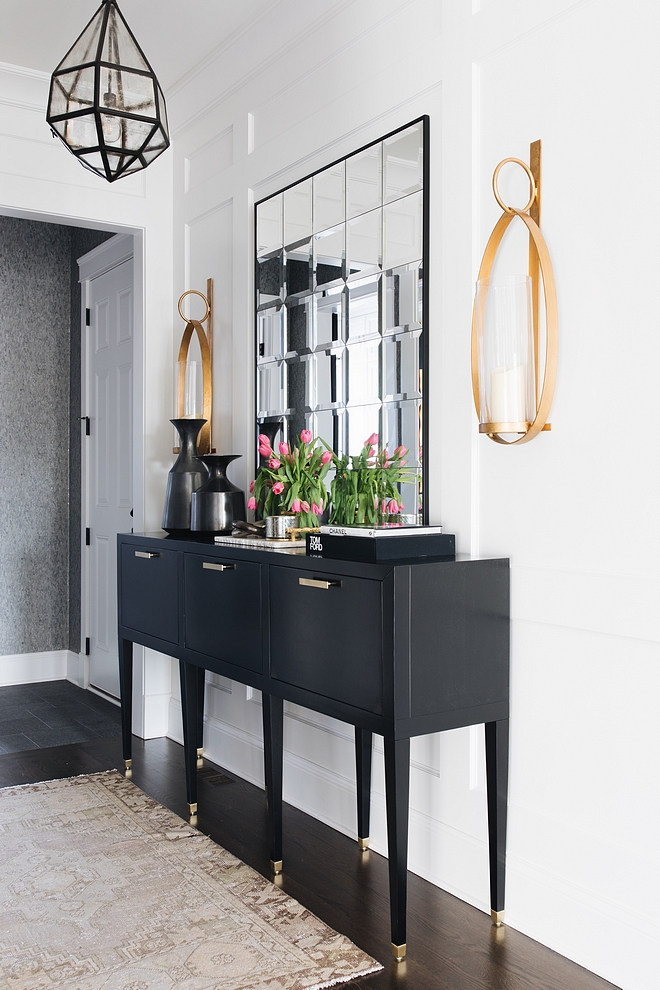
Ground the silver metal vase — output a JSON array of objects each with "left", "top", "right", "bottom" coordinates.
[{"left": 191, "top": 454, "right": 246, "bottom": 534}]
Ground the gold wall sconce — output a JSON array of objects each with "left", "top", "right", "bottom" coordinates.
[
  {"left": 175, "top": 279, "right": 214, "bottom": 454},
  {"left": 471, "top": 140, "right": 558, "bottom": 444}
]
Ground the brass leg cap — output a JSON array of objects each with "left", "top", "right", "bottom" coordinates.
[
  {"left": 358, "top": 837, "right": 370, "bottom": 851},
  {"left": 124, "top": 759, "right": 132, "bottom": 771},
  {"left": 270, "top": 859, "right": 283, "bottom": 875},
  {"left": 391, "top": 943, "right": 406, "bottom": 961},
  {"left": 188, "top": 803, "right": 198, "bottom": 817},
  {"left": 491, "top": 909, "right": 504, "bottom": 927},
  {"left": 196, "top": 747, "right": 203, "bottom": 758}
]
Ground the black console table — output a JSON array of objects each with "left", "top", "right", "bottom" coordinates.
[{"left": 117, "top": 532, "right": 510, "bottom": 959}]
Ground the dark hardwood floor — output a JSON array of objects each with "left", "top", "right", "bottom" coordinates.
[{"left": 0, "top": 702, "right": 619, "bottom": 990}]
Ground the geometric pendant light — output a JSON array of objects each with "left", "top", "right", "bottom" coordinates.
[{"left": 46, "top": 0, "right": 169, "bottom": 183}]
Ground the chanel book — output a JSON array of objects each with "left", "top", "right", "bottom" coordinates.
[{"left": 319, "top": 524, "right": 444, "bottom": 538}]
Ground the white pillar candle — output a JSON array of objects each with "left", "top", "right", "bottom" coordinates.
[
  {"left": 490, "top": 364, "right": 526, "bottom": 423},
  {"left": 184, "top": 360, "right": 199, "bottom": 418}
]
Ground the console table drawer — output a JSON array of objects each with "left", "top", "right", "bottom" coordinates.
[
  {"left": 269, "top": 566, "right": 383, "bottom": 714},
  {"left": 183, "top": 555, "right": 263, "bottom": 672},
  {"left": 120, "top": 545, "right": 179, "bottom": 644}
]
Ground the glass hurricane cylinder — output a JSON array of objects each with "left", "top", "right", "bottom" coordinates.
[{"left": 475, "top": 275, "right": 535, "bottom": 434}]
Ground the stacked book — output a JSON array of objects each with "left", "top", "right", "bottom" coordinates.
[{"left": 306, "top": 525, "right": 455, "bottom": 563}]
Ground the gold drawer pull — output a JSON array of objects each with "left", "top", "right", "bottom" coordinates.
[
  {"left": 203, "top": 562, "right": 235, "bottom": 572},
  {"left": 135, "top": 551, "right": 160, "bottom": 559},
  {"left": 298, "top": 577, "right": 342, "bottom": 590}
]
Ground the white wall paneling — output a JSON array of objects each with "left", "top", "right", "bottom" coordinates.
[{"left": 168, "top": 2, "right": 660, "bottom": 989}]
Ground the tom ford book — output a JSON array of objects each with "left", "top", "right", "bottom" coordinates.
[{"left": 306, "top": 527, "right": 455, "bottom": 563}]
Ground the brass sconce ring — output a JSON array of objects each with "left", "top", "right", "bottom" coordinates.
[
  {"left": 177, "top": 289, "right": 211, "bottom": 325},
  {"left": 471, "top": 210, "right": 558, "bottom": 446},
  {"left": 492, "top": 158, "right": 537, "bottom": 215}
]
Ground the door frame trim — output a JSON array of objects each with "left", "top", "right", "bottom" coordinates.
[{"left": 79, "top": 232, "right": 143, "bottom": 690}]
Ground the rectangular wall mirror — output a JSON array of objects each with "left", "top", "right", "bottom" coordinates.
[{"left": 255, "top": 116, "right": 429, "bottom": 523}]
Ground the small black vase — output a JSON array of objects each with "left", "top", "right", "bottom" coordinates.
[
  {"left": 191, "top": 454, "right": 246, "bottom": 534},
  {"left": 162, "top": 419, "right": 208, "bottom": 535}
]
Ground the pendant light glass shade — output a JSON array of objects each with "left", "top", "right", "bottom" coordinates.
[{"left": 46, "top": 0, "right": 169, "bottom": 182}]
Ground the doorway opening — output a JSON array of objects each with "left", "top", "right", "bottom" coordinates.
[{"left": 0, "top": 209, "right": 143, "bottom": 707}]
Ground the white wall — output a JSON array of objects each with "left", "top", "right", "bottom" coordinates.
[
  {"left": 0, "top": 60, "right": 174, "bottom": 736},
  {"left": 167, "top": 2, "right": 660, "bottom": 989}
]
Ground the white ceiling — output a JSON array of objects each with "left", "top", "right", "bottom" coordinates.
[{"left": 0, "top": 0, "right": 276, "bottom": 91}]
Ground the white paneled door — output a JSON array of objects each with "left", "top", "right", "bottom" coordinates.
[{"left": 87, "top": 258, "right": 133, "bottom": 698}]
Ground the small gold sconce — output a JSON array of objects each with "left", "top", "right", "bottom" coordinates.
[
  {"left": 175, "top": 279, "right": 214, "bottom": 455},
  {"left": 471, "top": 141, "right": 558, "bottom": 444}
]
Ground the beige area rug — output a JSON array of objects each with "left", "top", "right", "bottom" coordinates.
[{"left": 0, "top": 772, "right": 382, "bottom": 990}]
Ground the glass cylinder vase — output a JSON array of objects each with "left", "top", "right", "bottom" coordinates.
[{"left": 475, "top": 275, "right": 535, "bottom": 434}]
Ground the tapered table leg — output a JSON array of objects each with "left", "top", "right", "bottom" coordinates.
[
  {"left": 179, "top": 660, "right": 200, "bottom": 818},
  {"left": 196, "top": 666, "right": 205, "bottom": 764},
  {"left": 262, "top": 693, "right": 283, "bottom": 874},
  {"left": 355, "top": 726, "right": 372, "bottom": 850},
  {"left": 118, "top": 638, "right": 133, "bottom": 776},
  {"left": 485, "top": 718, "right": 509, "bottom": 925},
  {"left": 384, "top": 736, "right": 410, "bottom": 960}
]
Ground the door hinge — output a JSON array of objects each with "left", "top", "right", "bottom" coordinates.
[
  {"left": 86, "top": 527, "right": 91, "bottom": 546},
  {"left": 85, "top": 637, "right": 90, "bottom": 656},
  {"left": 85, "top": 308, "right": 91, "bottom": 326},
  {"left": 80, "top": 415, "right": 90, "bottom": 435}
]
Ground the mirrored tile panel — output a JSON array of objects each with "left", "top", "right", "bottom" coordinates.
[
  {"left": 382, "top": 398, "right": 422, "bottom": 469},
  {"left": 383, "top": 190, "right": 423, "bottom": 270},
  {"left": 255, "top": 118, "right": 428, "bottom": 519},
  {"left": 347, "top": 339, "right": 380, "bottom": 405},
  {"left": 315, "top": 288, "right": 344, "bottom": 348},
  {"left": 382, "top": 329, "right": 422, "bottom": 402},
  {"left": 258, "top": 360, "right": 286, "bottom": 418},
  {"left": 347, "top": 403, "right": 381, "bottom": 456},
  {"left": 385, "top": 262, "right": 423, "bottom": 332},
  {"left": 347, "top": 208, "right": 382, "bottom": 281},
  {"left": 258, "top": 305, "right": 285, "bottom": 360},
  {"left": 346, "top": 143, "right": 382, "bottom": 219},
  {"left": 285, "top": 352, "right": 314, "bottom": 441},
  {"left": 347, "top": 275, "right": 381, "bottom": 342},
  {"left": 285, "top": 178, "right": 312, "bottom": 247},
  {"left": 313, "top": 408, "right": 345, "bottom": 457},
  {"left": 257, "top": 252, "right": 284, "bottom": 308},
  {"left": 285, "top": 241, "right": 312, "bottom": 298},
  {"left": 314, "top": 162, "right": 345, "bottom": 233},
  {"left": 314, "top": 225, "right": 345, "bottom": 288},
  {"left": 286, "top": 295, "right": 314, "bottom": 354},
  {"left": 384, "top": 121, "right": 423, "bottom": 204},
  {"left": 257, "top": 193, "right": 283, "bottom": 256},
  {"left": 315, "top": 346, "right": 346, "bottom": 408}
]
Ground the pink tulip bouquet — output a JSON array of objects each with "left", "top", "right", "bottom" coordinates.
[
  {"left": 328, "top": 433, "right": 414, "bottom": 526},
  {"left": 248, "top": 430, "right": 333, "bottom": 528}
]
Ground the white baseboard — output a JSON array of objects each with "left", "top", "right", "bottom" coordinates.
[
  {"left": 0, "top": 650, "right": 72, "bottom": 686},
  {"left": 66, "top": 651, "right": 88, "bottom": 688}
]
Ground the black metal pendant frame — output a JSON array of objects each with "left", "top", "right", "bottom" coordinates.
[{"left": 46, "top": 0, "right": 169, "bottom": 183}]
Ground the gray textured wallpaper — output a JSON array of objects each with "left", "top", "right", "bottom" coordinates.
[{"left": 0, "top": 217, "right": 112, "bottom": 656}]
